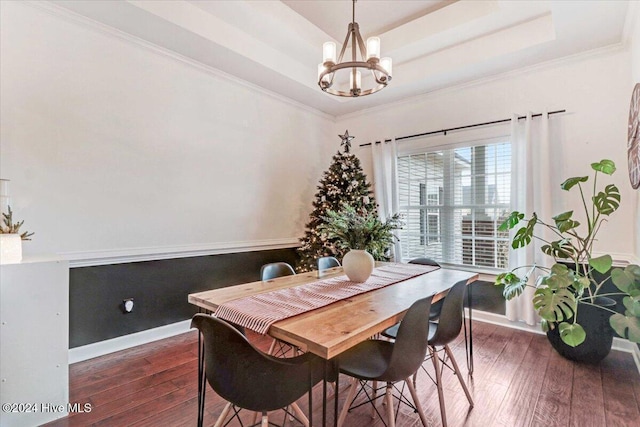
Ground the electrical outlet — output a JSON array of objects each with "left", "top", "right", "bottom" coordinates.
[{"left": 122, "top": 298, "right": 134, "bottom": 313}]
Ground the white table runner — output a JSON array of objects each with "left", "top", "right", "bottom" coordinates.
[{"left": 214, "top": 263, "right": 439, "bottom": 334}]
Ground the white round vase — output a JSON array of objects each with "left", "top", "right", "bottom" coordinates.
[{"left": 342, "top": 249, "right": 374, "bottom": 282}]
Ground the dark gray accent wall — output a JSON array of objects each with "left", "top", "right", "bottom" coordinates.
[{"left": 69, "top": 248, "right": 298, "bottom": 348}]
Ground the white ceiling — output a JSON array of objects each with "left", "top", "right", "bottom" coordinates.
[{"left": 48, "top": 0, "right": 631, "bottom": 117}]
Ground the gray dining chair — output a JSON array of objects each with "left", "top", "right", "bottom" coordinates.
[
  {"left": 260, "top": 262, "right": 298, "bottom": 357},
  {"left": 409, "top": 257, "right": 473, "bottom": 374},
  {"left": 317, "top": 256, "right": 341, "bottom": 271},
  {"left": 191, "top": 314, "right": 325, "bottom": 427},
  {"left": 260, "top": 262, "right": 295, "bottom": 280},
  {"left": 382, "top": 280, "right": 474, "bottom": 426},
  {"left": 336, "top": 296, "right": 433, "bottom": 427},
  {"left": 408, "top": 257, "right": 443, "bottom": 319}
]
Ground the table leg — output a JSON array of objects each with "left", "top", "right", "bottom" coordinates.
[
  {"left": 322, "top": 362, "right": 328, "bottom": 426},
  {"left": 197, "top": 330, "right": 205, "bottom": 427},
  {"left": 308, "top": 368, "right": 313, "bottom": 427},
  {"left": 196, "top": 307, "right": 210, "bottom": 427},
  {"left": 320, "top": 359, "right": 340, "bottom": 427},
  {"left": 465, "top": 284, "right": 474, "bottom": 375},
  {"left": 333, "top": 360, "right": 339, "bottom": 427}
]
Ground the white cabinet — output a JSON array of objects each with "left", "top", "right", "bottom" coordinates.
[{"left": 0, "top": 258, "right": 69, "bottom": 427}]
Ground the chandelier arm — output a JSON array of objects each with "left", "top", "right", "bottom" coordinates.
[
  {"left": 324, "top": 62, "right": 389, "bottom": 74},
  {"left": 336, "top": 25, "right": 352, "bottom": 65},
  {"left": 369, "top": 68, "right": 380, "bottom": 85},
  {"left": 351, "top": 28, "right": 357, "bottom": 62},
  {"left": 371, "top": 64, "right": 391, "bottom": 84},
  {"left": 354, "top": 27, "right": 368, "bottom": 62},
  {"left": 322, "top": 83, "right": 385, "bottom": 97}
]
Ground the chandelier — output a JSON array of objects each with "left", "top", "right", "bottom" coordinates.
[{"left": 318, "top": 0, "right": 392, "bottom": 97}]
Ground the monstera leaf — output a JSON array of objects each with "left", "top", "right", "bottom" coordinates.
[
  {"left": 623, "top": 293, "right": 640, "bottom": 317},
  {"left": 589, "top": 254, "right": 613, "bottom": 274},
  {"left": 610, "top": 313, "right": 640, "bottom": 343},
  {"left": 611, "top": 265, "right": 640, "bottom": 294},
  {"left": 496, "top": 272, "right": 527, "bottom": 300},
  {"left": 533, "top": 287, "right": 576, "bottom": 322},
  {"left": 538, "top": 265, "right": 574, "bottom": 291},
  {"left": 498, "top": 211, "right": 524, "bottom": 231},
  {"left": 559, "top": 322, "right": 586, "bottom": 347},
  {"left": 512, "top": 214, "right": 537, "bottom": 249},
  {"left": 560, "top": 176, "right": 588, "bottom": 191},
  {"left": 552, "top": 211, "right": 580, "bottom": 233},
  {"left": 541, "top": 239, "right": 575, "bottom": 259},
  {"left": 591, "top": 159, "right": 616, "bottom": 175},
  {"left": 592, "top": 184, "right": 620, "bottom": 215}
]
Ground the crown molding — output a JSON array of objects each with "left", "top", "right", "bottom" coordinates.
[
  {"left": 63, "top": 238, "right": 300, "bottom": 268},
  {"left": 22, "top": 1, "right": 335, "bottom": 122},
  {"left": 338, "top": 42, "right": 626, "bottom": 121}
]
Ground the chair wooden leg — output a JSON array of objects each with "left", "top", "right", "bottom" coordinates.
[
  {"left": 371, "top": 380, "right": 378, "bottom": 418},
  {"left": 444, "top": 345, "right": 474, "bottom": 407},
  {"left": 261, "top": 412, "right": 268, "bottom": 427},
  {"left": 430, "top": 346, "right": 448, "bottom": 427},
  {"left": 213, "top": 402, "right": 232, "bottom": 427},
  {"left": 291, "top": 402, "right": 310, "bottom": 427},
  {"left": 406, "top": 377, "right": 429, "bottom": 427},
  {"left": 384, "top": 383, "right": 396, "bottom": 427},
  {"left": 267, "top": 338, "right": 277, "bottom": 355},
  {"left": 337, "top": 378, "right": 359, "bottom": 427}
]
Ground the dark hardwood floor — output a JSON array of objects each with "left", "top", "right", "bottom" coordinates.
[{"left": 44, "top": 321, "right": 640, "bottom": 427}]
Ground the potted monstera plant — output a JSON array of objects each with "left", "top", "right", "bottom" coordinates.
[
  {"left": 496, "top": 159, "right": 640, "bottom": 363},
  {"left": 319, "top": 203, "right": 401, "bottom": 282}
]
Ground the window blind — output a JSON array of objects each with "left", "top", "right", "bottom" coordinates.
[{"left": 397, "top": 141, "right": 511, "bottom": 269}]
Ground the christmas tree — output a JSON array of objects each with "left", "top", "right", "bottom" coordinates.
[{"left": 297, "top": 130, "right": 378, "bottom": 272}]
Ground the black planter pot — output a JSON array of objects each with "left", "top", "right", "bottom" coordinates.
[{"left": 546, "top": 296, "right": 616, "bottom": 364}]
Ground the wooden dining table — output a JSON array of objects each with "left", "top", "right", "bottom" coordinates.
[{"left": 188, "top": 262, "right": 479, "bottom": 427}]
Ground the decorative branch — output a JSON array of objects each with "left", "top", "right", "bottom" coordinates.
[{"left": 0, "top": 206, "right": 34, "bottom": 240}]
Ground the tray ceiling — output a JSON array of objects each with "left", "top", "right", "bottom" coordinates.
[{"left": 47, "top": 0, "right": 631, "bottom": 117}]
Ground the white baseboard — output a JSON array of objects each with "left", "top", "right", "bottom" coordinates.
[
  {"left": 70, "top": 309, "right": 640, "bottom": 375},
  {"left": 467, "top": 309, "right": 640, "bottom": 373},
  {"left": 69, "top": 320, "right": 192, "bottom": 364},
  {"left": 633, "top": 345, "right": 640, "bottom": 374}
]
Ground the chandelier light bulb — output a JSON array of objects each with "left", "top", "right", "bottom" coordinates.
[
  {"left": 323, "top": 42, "right": 337, "bottom": 65},
  {"left": 318, "top": 64, "right": 330, "bottom": 84},
  {"left": 380, "top": 57, "right": 392, "bottom": 77},
  {"left": 366, "top": 37, "right": 380, "bottom": 61},
  {"left": 350, "top": 70, "right": 362, "bottom": 94}
]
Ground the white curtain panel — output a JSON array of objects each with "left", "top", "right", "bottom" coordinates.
[
  {"left": 507, "top": 111, "right": 553, "bottom": 325},
  {"left": 371, "top": 138, "right": 401, "bottom": 260}
]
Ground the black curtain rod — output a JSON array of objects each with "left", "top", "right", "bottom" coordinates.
[{"left": 359, "top": 109, "right": 566, "bottom": 147}]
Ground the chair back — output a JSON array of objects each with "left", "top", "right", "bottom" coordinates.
[
  {"left": 260, "top": 262, "right": 295, "bottom": 281},
  {"left": 409, "top": 257, "right": 443, "bottom": 319},
  {"left": 383, "top": 296, "right": 433, "bottom": 381},
  {"left": 317, "top": 256, "right": 341, "bottom": 271},
  {"left": 428, "top": 280, "right": 467, "bottom": 347},
  {"left": 191, "top": 314, "right": 322, "bottom": 412},
  {"left": 408, "top": 257, "right": 441, "bottom": 267}
]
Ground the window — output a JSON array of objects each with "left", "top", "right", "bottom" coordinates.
[
  {"left": 397, "top": 140, "right": 511, "bottom": 270},
  {"left": 418, "top": 184, "right": 441, "bottom": 245}
]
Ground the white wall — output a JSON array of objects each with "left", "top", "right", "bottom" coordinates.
[
  {"left": 340, "top": 47, "right": 637, "bottom": 261},
  {"left": 0, "top": 2, "right": 337, "bottom": 260},
  {"left": 630, "top": 3, "right": 640, "bottom": 261}
]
